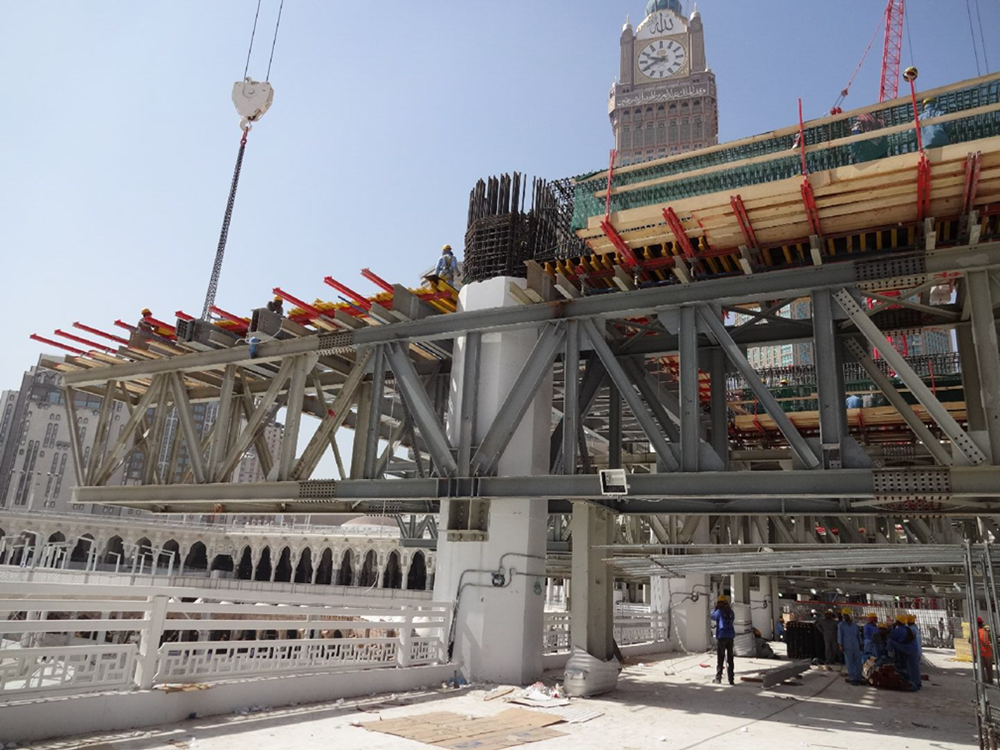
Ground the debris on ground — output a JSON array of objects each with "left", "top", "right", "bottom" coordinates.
[
  {"left": 363, "top": 707, "right": 565, "bottom": 749},
  {"left": 484, "top": 686, "right": 516, "bottom": 702}
]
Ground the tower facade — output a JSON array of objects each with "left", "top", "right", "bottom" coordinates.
[{"left": 610, "top": 1, "right": 719, "bottom": 166}]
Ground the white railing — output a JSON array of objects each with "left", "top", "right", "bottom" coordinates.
[
  {"left": 543, "top": 607, "right": 670, "bottom": 654},
  {"left": 0, "top": 581, "right": 450, "bottom": 702}
]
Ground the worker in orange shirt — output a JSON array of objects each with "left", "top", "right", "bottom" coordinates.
[{"left": 979, "top": 617, "right": 994, "bottom": 684}]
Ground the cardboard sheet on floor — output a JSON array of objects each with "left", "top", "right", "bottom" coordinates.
[{"left": 364, "top": 707, "right": 565, "bottom": 749}]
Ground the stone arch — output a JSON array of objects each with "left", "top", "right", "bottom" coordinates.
[
  {"left": 274, "top": 546, "right": 293, "bottom": 582},
  {"left": 382, "top": 550, "right": 402, "bottom": 589},
  {"left": 70, "top": 534, "right": 95, "bottom": 565},
  {"left": 0, "top": 526, "right": 6, "bottom": 565},
  {"left": 335, "top": 549, "right": 353, "bottom": 586},
  {"left": 104, "top": 536, "right": 125, "bottom": 566},
  {"left": 357, "top": 549, "right": 378, "bottom": 587},
  {"left": 294, "top": 547, "right": 313, "bottom": 584},
  {"left": 406, "top": 550, "right": 427, "bottom": 591},
  {"left": 159, "top": 539, "right": 180, "bottom": 570},
  {"left": 236, "top": 546, "right": 254, "bottom": 579},
  {"left": 184, "top": 541, "right": 209, "bottom": 572},
  {"left": 315, "top": 548, "right": 334, "bottom": 585},
  {"left": 210, "top": 553, "right": 234, "bottom": 573},
  {"left": 47, "top": 531, "right": 66, "bottom": 544},
  {"left": 254, "top": 546, "right": 273, "bottom": 581},
  {"left": 134, "top": 537, "right": 154, "bottom": 569}
]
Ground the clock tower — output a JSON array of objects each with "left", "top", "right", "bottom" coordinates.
[{"left": 610, "top": 1, "right": 719, "bottom": 165}]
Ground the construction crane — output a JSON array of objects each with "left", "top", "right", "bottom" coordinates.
[
  {"left": 829, "top": 0, "right": 906, "bottom": 115},
  {"left": 200, "top": 0, "right": 283, "bottom": 321}
]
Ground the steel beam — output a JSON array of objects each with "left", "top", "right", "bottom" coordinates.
[
  {"left": 841, "top": 338, "right": 952, "bottom": 465},
  {"left": 61, "top": 387, "right": 86, "bottom": 486},
  {"left": 278, "top": 355, "right": 313, "bottom": 481},
  {"left": 470, "top": 322, "right": 565, "bottom": 476},
  {"left": 292, "top": 348, "right": 372, "bottom": 480},
  {"left": 86, "top": 379, "right": 117, "bottom": 485},
  {"left": 363, "top": 346, "right": 387, "bottom": 479},
  {"left": 91, "top": 377, "right": 162, "bottom": 487},
  {"left": 811, "top": 289, "right": 843, "bottom": 466},
  {"left": 169, "top": 372, "right": 206, "bottom": 483},
  {"left": 708, "top": 348, "right": 728, "bottom": 467},
  {"left": 563, "top": 320, "right": 580, "bottom": 475},
  {"left": 215, "top": 358, "right": 293, "bottom": 482},
  {"left": 550, "top": 355, "right": 606, "bottom": 471},
  {"left": 59, "top": 242, "right": 1000, "bottom": 388},
  {"left": 834, "top": 288, "right": 987, "bottom": 466},
  {"left": 620, "top": 358, "right": 680, "bottom": 442},
  {"left": 384, "top": 341, "right": 457, "bottom": 477},
  {"left": 456, "top": 332, "right": 481, "bottom": 476},
  {"left": 679, "top": 306, "right": 699, "bottom": 471},
  {"left": 608, "top": 384, "right": 622, "bottom": 471},
  {"left": 208, "top": 365, "right": 236, "bottom": 479},
  {"left": 966, "top": 270, "right": 1000, "bottom": 464},
  {"left": 582, "top": 319, "right": 679, "bottom": 471},
  {"left": 696, "top": 306, "right": 820, "bottom": 469}
]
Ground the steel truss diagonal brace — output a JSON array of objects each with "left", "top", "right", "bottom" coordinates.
[
  {"left": 842, "top": 338, "right": 953, "bottom": 466},
  {"left": 550, "top": 354, "right": 606, "bottom": 472},
  {"left": 292, "top": 348, "right": 373, "bottom": 481},
  {"left": 215, "top": 357, "right": 294, "bottom": 482},
  {"left": 834, "top": 287, "right": 987, "bottom": 466},
  {"left": 90, "top": 376, "right": 163, "bottom": 487},
  {"left": 385, "top": 342, "right": 457, "bottom": 477},
  {"left": 470, "top": 322, "right": 567, "bottom": 476},
  {"left": 696, "top": 305, "right": 821, "bottom": 469},
  {"left": 581, "top": 318, "right": 679, "bottom": 471},
  {"left": 169, "top": 372, "right": 207, "bottom": 483}
]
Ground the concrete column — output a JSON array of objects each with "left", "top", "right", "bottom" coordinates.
[
  {"left": 570, "top": 502, "right": 616, "bottom": 662},
  {"left": 433, "top": 277, "right": 551, "bottom": 685},
  {"left": 650, "top": 513, "right": 710, "bottom": 652}
]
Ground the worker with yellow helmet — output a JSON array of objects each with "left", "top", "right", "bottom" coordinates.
[
  {"left": 862, "top": 612, "right": 879, "bottom": 657},
  {"left": 710, "top": 594, "right": 736, "bottom": 685},
  {"left": 888, "top": 613, "right": 922, "bottom": 691},
  {"left": 435, "top": 244, "right": 460, "bottom": 286},
  {"left": 838, "top": 607, "right": 864, "bottom": 685}
]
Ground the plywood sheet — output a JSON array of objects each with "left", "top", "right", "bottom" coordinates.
[{"left": 364, "top": 707, "right": 565, "bottom": 750}]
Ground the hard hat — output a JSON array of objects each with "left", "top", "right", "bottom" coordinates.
[
  {"left": 779, "top": 379, "right": 789, "bottom": 386},
  {"left": 753, "top": 628, "right": 761, "bottom": 637},
  {"left": 842, "top": 607, "right": 852, "bottom": 616},
  {"left": 922, "top": 98, "right": 934, "bottom": 106},
  {"left": 717, "top": 595, "right": 729, "bottom": 603},
  {"left": 867, "top": 613, "right": 878, "bottom": 620},
  {"left": 442, "top": 244, "right": 452, "bottom": 253},
  {"left": 979, "top": 616, "right": 986, "bottom": 626},
  {"left": 273, "top": 295, "right": 283, "bottom": 302},
  {"left": 878, "top": 623, "right": 889, "bottom": 630},
  {"left": 141, "top": 308, "right": 152, "bottom": 316},
  {"left": 903, "top": 66, "right": 919, "bottom": 82},
  {"left": 906, "top": 614, "right": 916, "bottom": 624},
  {"left": 896, "top": 614, "right": 907, "bottom": 624}
]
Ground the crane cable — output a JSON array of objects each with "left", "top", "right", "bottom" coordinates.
[
  {"left": 201, "top": 1, "right": 284, "bottom": 321},
  {"left": 829, "top": 11, "right": 884, "bottom": 115}
]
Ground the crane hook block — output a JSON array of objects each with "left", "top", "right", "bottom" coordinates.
[{"left": 232, "top": 77, "right": 274, "bottom": 130}]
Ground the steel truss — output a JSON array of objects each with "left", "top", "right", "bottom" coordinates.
[{"left": 57, "top": 242, "right": 1000, "bottom": 529}]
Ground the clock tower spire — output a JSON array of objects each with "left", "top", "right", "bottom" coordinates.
[{"left": 609, "top": 2, "right": 719, "bottom": 166}]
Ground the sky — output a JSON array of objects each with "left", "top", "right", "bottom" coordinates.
[{"left": 0, "top": 0, "right": 996, "bottom": 395}]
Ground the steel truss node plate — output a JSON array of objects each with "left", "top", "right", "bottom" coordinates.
[
  {"left": 298, "top": 480, "right": 337, "bottom": 499},
  {"left": 317, "top": 331, "right": 355, "bottom": 354},
  {"left": 855, "top": 254, "right": 927, "bottom": 291},
  {"left": 872, "top": 467, "right": 953, "bottom": 511}
]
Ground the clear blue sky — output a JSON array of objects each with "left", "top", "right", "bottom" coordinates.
[{"left": 1, "top": 0, "right": 996, "bottom": 393}]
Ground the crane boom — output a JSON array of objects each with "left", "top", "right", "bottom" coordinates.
[{"left": 879, "top": 0, "right": 905, "bottom": 102}]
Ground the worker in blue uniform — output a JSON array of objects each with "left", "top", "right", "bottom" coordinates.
[
  {"left": 838, "top": 608, "right": 864, "bottom": 685},
  {"left": 435, "top": 244, "right": 460, "bottom": 286},
  {"left": 711, "top": 595, "right": 736, "bottom": 685},
  {"left": 888, "top": 615, "right": 922, "bottom": 690},
  {"left": 862, "top": 612, "right": 879, "bottom": 654}
]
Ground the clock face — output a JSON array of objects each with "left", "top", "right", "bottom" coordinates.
[{"left": 638, "top": 38, "right": 686, "bottom": 79}]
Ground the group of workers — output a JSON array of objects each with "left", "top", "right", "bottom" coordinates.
[{"left": 815, "top": 609, "right": 925, "bottom": 690}]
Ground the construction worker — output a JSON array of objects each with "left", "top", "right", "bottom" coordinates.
[
  {"left": 846, "top": 393, "right": 863, "bottom": 409},
  {"left": 815, "top": 609, "right": 839, "bottom": 665},
  {"left": 710, "top": 595, "right": 736, "bottom": 685},
  {"left": 138, "top": 308, "right": 155, "bottom": 334},
  {"left": 266, "top": 295, "right": 284, "bottom": 315},
  {"left": 920, "top": 97, "right": 950, "bottom": 148},
  {"left": 907, "top": 614, "right": 922, "bottom": 648},
  {"left": 753, "top": 627, "right": 778, "bottom": 659},
  {"left": 435, "top": 244, "right": 460, "bottom": 286},
  {"left": 850, "top": 112, "right": 888, "bottom": 163},
  {"left": 979, "top": 616, "right": 994, "bottom": 684},
  {"left": 862, "top": 612, "right": 879, "bottom": 654},
  {"left": 888, "top": 614, "right": 922, "bottom": 690},
  {"left": 838, "top": 608, "right": 864, "bottom": 685},
  {"left": 775, "top": 616, "right": 785, "bottom": 642}
]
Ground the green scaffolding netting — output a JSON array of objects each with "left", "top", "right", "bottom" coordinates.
[{"left": 572, "top": 78, "right": 1000, "bottom": 233}]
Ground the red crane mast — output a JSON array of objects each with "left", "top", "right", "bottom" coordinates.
[{"left": 879, "top": 0, "right": 906, "bottom": 102}]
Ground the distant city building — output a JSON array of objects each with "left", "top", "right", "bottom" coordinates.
[
  {"left": 0, "top": 358, "right": 282, "bottom": 517},
  {"left": 737, "top": 299, "right": 814, "bottom": 370},
  {"left": 610, "top": 0, "right": 719, "bottom": 165}
]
